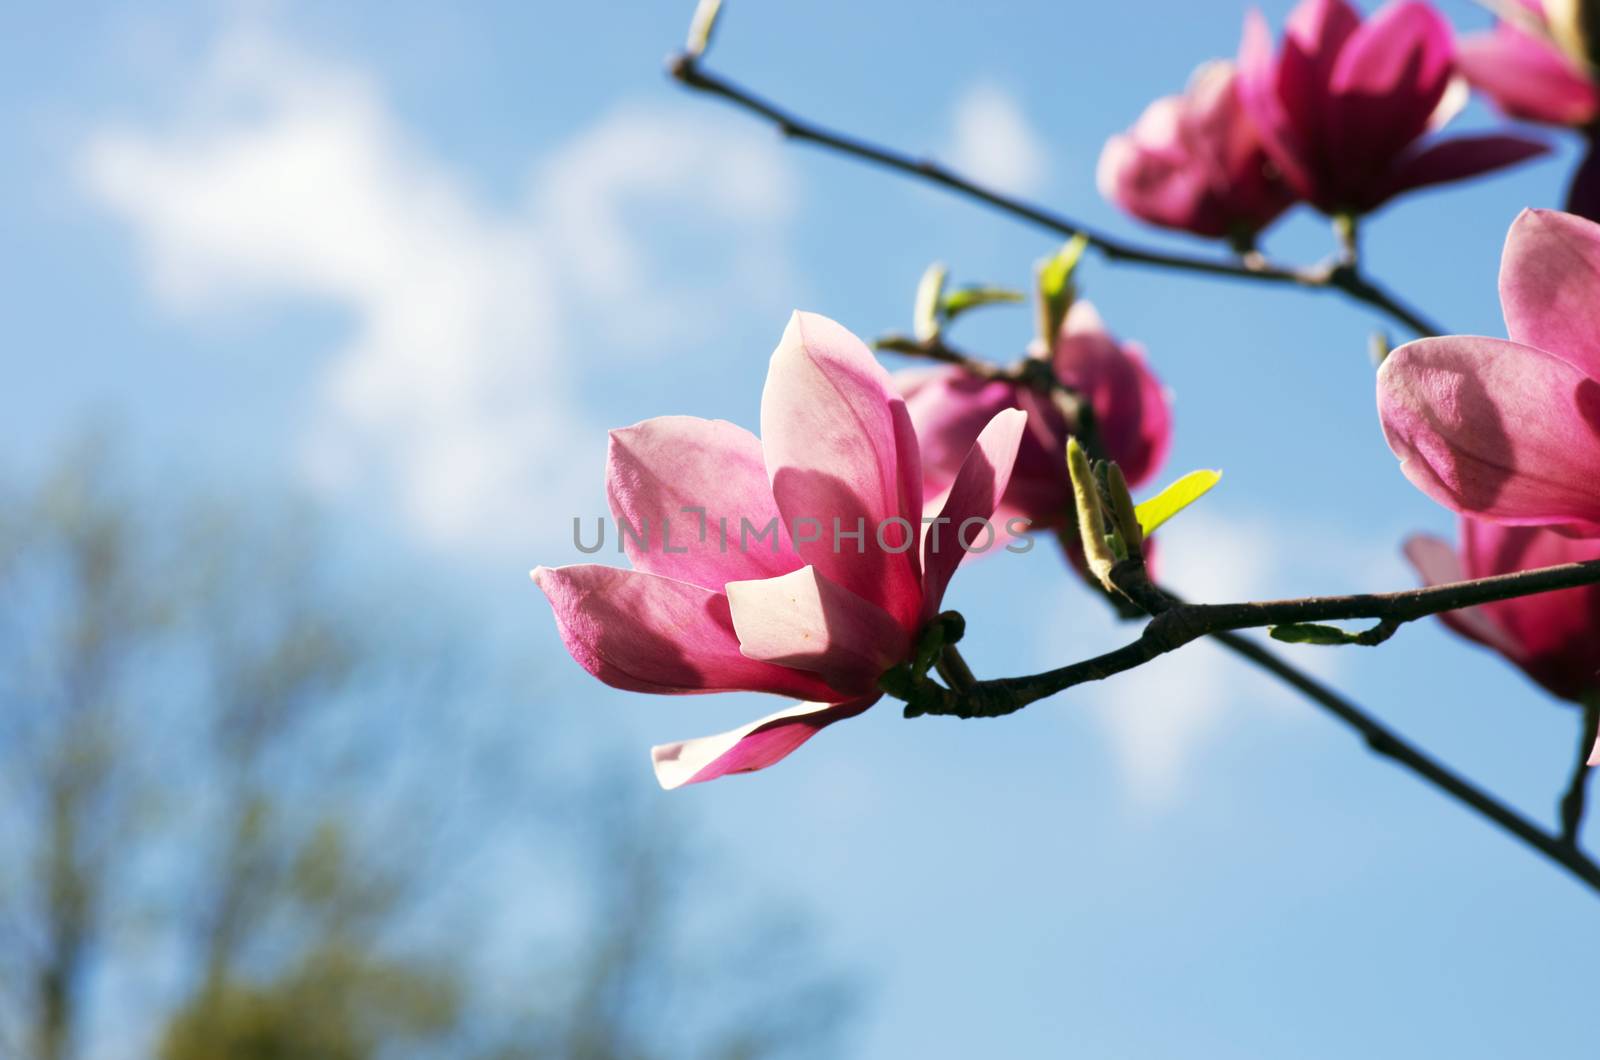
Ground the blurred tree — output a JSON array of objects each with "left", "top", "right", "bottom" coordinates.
[{"left": 0, "top": 439, "right": 861, "bottom": 1060}]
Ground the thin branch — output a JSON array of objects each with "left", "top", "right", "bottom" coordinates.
[
  {"left": 904, "top": 556, "right": 1600, "bottom": 718},
  {"left": 666, "top": 52, "right": 1444, "bottom": 337},
  {"left": 877, "top": 333, "right": 1600, "bottom": 894},
  {"left": 910, "top": 536, "right": 1600, "bottom": 890},
  {"left": 1209, "top": 627, "right": 1600, "bottom": 891},
  {"left": 874, "top": 335, "right": 1007, "bottom": 379},
  {"left": 1560, "top": 692, "right": 1600, "bottom": 845}
]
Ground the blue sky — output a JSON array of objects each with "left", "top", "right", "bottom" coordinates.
[{"left": 4, "top": 0, "right": 1597, "bottom": 1055}]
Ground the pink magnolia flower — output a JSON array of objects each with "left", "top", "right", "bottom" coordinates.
[
  {"left": 895, "top": 301, "right": 1172, "bottom": 532},
  {"left": 1456, "top": 1, "right": 1600, "bottom": 220},
  {"left": 1406, "top": 517, "right": 1600, "bottom": 703},
  {"left": 1238, "top": 0, "right": 1547, "bottom": 215},
  {"left": 532, "top": 312, "right": 1026, "bottom": 789},
  {"left": 1098, "top": 60, "right": 1295, "bottom": 241},
  {"left": 1377, "top": 208, "right": 1600, "bottom": 535},
  {"left": 1455, "top": 1, "right": 1599, "bottom": 127}
]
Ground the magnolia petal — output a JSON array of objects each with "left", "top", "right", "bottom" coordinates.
[
  {"left": 726, "top": 565, "right": 911, "bottom": 696},
  {"left": 922, "top": 408, "right": 1027, "bottom": 615},
  {"left": 1056, "top": 301, "right": 1173, "bottom": 488},
  {"left": 1456, "top": 26, "right": 1600, "bottom": 127},
  {"left": 897, "top": 367, "right": 1020, "bottom": 496},
  {"left": 1378, "top": 135, "right": 1548, "bottom": 206},
  {"left": 531, "top": 565, "right": 837, "bottom": 700},
  {"left": 607, "top": 416, "right": 800, "bottom": 590},
  {"left": 1325, "top": 0, "right": 1453, "bottom": 175},
  {"left": 762, "top": 311, "right": 924, "bottom": 629},
  {"left": 1239, "top": 9, "right": 1315, "bottom": 197},
  {"left": 1500, "top": 208, "right": 1600, "bottom": 381},
  {"left": 650, "top": 697, "right": 877, "bottom": 789},
  {"left": 1458, "top": 518, "right": 1600, "bottom": 700},
  {"left": 1378, "top": 336, "right": 1600, "bottom": 532},
  {"left": 1285, "top": 0, "right": 1361, "bottom": 69},
  {"left": 1402, "top": 533, "right": 1525, "bottom": 659},
  {"left": 1097, "top": 98, "right": 1230, "bottom": 238}
]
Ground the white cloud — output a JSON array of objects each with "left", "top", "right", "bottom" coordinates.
[
  {"left": 1054, "top": 511, "right": 1400, "bottom": 807},
  {"left": 945, "top": 82, "right": 1047, "bottom": 196},
  {"left": 80, "top": 28, "right": 795, "bottom": 556}
]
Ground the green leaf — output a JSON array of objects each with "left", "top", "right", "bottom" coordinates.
[
  {"left": 913, "top": 262, "right": 948, "bottom": 342},
  {"left": 1035, "top": 234, "right": 1089, "bottom": 343},
  {"left": 1134, "top": 469, "right": 1222, "bottom": 537},
  {"left": 941, "top": 285, "right": 1025, "bottom": 323},
  {"left": 1269, "top": 623, "right": 1363, "bottom": 646}
]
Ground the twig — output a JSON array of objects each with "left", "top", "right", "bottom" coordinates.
[
  {"left": 1210, "top": 627, "right": 1600, "bottom": 892},
  {"left": 976, "top": 537, "right": 1600, "bottom": 890},
  {"left": 903, "top": 556, "right": 1600, "bottom": 719},
  {"left": 666, "top": 52, "right": 1443, "bottom": 337}
]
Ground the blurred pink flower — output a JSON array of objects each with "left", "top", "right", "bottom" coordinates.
[
  {"left": 1406, "top": 517, "right": 1600, "bottom": 703},
  {"left": 533, "top": 311, "right": 1025, "bottom": 788},
  {"left": 896, "top": 301, "right": 1171, "bottom": 533},
  {"left": 1455, "top": 0, "right": 1599, "bottom": 127},
  {"left": 1456, "top": 1, "right": 1600, "bottom": 220},
  {"left": 1098, "top": 60, "right": 1295, "bottom": 241},
  {"left": 1238, "top": 0, "right": 1546, "bottom": 214},
  {"left": 1378, "top": 208, "right": 1600, "bottom": 534}
]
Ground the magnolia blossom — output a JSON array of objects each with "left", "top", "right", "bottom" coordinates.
[
  {"left": 533, "top": 311, "right": 1025, "bottom": 788},
  {"left": 1455, "top": 0, "right": 1600, "bottom": 127},
  {"left": 1378, "top": 208, "right": 1600, "bottom": 535},
  {"left": 895, "top": 301, "right": 1171, "bottom": 532},
  {"left": 1456, "top": 1, "right": 1600, "bottom": 219},
  {"left": 1407, "top": 518, "right": 1600, "bottom": 704},
  {"left": 1238, "top": 0, "right": 1546, "bottom": 214},
  {"left": 1098, "top": 60, "right": 1295, "bottom": 241}
]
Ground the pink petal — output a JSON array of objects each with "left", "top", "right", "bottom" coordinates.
[
  {"left": 1325, "top": 1, "right": 1454, "bottom": 177},
  {"left": 1377, "top": 336, "right": 1600, "bottom": 532},
  {"left": 897, "top": 366, "right": 1074, "bottom": 531},
  {"left": 1376, "top": 135, "right": 1548, "bottom": 206},
  {"left": 1458, "top": 518, "right": 1600, "bottom": 700},
  {"left": 726, "top": 565, "right": 912, "bottom": 696},
  {"left": 897, "top": 368, "right": 1020, "bottom": 501},
  {"left": 1097, "top": 96, "right": 1231, "bottom": 237},
  {"left": 1183, "top": 61, "right": 1296, "bottom": 231},
  {"left": 761, "top": 311, "right": 924, "bottom": 629},
  {"left": 1590, "top": 731, "right": 1599, "bottom": 767},
  {"left": 607, "top": 416, "right": 801, "bottom": 590},
  {"left": 1285, "top": 0, "right": 1365, "bottom": 146},
  {"left": 1055, "top": 301, "right": 1174, "bottom": 488},
  {"left": 1499, "top": 208, "right": 1600, "bottom": 381},
  {"left": 1239, "top": 9, "right": 1316, "bottom": 198},
  {"left": 650, "top": 697, "right": 877, "bottom": 789},
  {"left": 1285, "top": 0, "right": 1362, "bottom": 67},
  {"left": 1402, "top": 533, "right": 1526, "bottom": 658},
  {"left": 531, "top": 564, "right": 837, "bottom": 700},
  {"left": 1456, "top": 26, "right": 1599, "bottom": 126},
  {"left": 922, "top": 408, "right": 1027, "bottom": 615}
]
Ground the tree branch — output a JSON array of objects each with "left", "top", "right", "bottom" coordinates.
[
  {"left": 1208, "top": 627, "right": 1600, "bottom": 892},
  {"left": 666, "top": 52, "right": 1443, "bottom": 337},
  {"left": 905, "top": 556, "right": 1600, "bottom": 718}
]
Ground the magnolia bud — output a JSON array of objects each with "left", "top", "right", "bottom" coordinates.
[
  {"left": 1067, "top": 437, "right": 1117, "bottom": 590},
  {"left": 1035, "top": 235, "right": 1088, "bottom": 348},
  {"left": 913, "top": 262, "right": 948, "bottom": 342}
]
